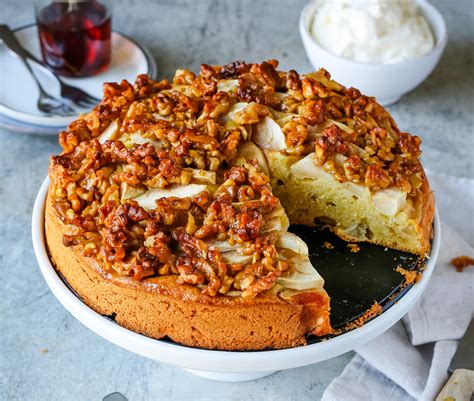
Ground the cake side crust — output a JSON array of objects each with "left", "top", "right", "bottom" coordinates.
[
  {"left": 45, "top": 190, "right": 331, "bottom": 350},
  {"left": 417, "top": 168, "right": 435, "bottom": 256}
]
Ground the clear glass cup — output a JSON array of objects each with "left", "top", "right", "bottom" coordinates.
[{"left": 35, "top": 0, "right": 112, "bottom": 77}]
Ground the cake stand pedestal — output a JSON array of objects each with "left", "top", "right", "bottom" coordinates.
[{"left": 185, "top": 369, "right": 277, "bottom": 382}]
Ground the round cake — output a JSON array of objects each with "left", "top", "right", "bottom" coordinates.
[{"left": 46, "top": 60, "right": 434, "bottom": 350}]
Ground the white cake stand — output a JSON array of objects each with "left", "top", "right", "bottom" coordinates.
[{"left": 32, "top": 178, "right": 440, "bottom": 382}]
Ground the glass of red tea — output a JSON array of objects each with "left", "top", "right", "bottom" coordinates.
[{"left": 35, "top": 0, "right": 112, "bottom": 77}]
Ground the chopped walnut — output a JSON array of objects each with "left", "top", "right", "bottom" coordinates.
[
  {"left": 283, "top": 119, "right": 308, "bottom": 150},
  {"left": 250, "top": 60, "right": 281, "bottom": 89},
  {"left": 365, "top": 164, "right": 392, "bottom": 191},
  {"left": 298, "top": 99, "right": 326, "bottom": 126},
  {"left": 202, "top": 92, "right": 234, "bottom": 119},
  {"left": 451, "top": 256, "right": 474, "bottom": 272},
  {"left": 238, "top": 71, "right": 281, "bottom": 109},
  {"left": 302, "top": 77, "right": 330, "bottom": 99},
  {"left": 285, "top": 70, "right": 302, "bottom": 91},
  {"left": 220, "top": 60, "right": 251, "bottom": 78},
  {"left": 315, "top": 125, "right": 349, "bottom": 165}
]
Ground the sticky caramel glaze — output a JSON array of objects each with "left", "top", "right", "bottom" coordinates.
[{"left": 45, "top": 190, "right": 331, "bottom": 350}]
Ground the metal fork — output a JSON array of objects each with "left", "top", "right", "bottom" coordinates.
[
  {"left": 0, "top": 25, "right": 100, "bottom": 110},
  {"left": 4, "top": 54, "right": 75, "bottom": 116},
  {"left": 48, "top": 67, "right": 101, "bottom": 109}
]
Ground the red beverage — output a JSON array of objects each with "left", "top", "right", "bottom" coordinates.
[{"left": 36, "top": 0, "right": 111, "bottom": 77}]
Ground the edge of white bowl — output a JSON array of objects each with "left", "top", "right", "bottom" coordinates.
[{"left": 32, "top": 176, "right": 440, "bottom": 373}]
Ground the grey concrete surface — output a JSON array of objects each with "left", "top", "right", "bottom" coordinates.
[{"left": 0, "top": 0, "right": 472, "bottom": 400}]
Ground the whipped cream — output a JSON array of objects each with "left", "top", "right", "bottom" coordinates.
[{"left": 310, "top": 0, "right": 435, "bottom": 64}]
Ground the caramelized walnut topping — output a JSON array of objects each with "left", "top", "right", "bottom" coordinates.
[
  {"left": 250, "top": 60, "right": 282, "bottom": 89},
  {"left": 283, "top": 119, "right": 308, "bottom": 150},
  {"left": 232, "top": 210, "right": 263, "bottom": 242},
  {"left": 285, "top": 70, "right": 302, "bottom": 91},
  {"left": 315, "top": 125, "right": 349, "bottom": 165},
  {"left": 49, "top": 60, "right": 426, "bottom": 298},
  {"left": 298, "top": 99, "right": 326, "bottom": 126},
  {"left": 302, "top": 77, "right": 331, "bottom": 99},
  {"left": 451, "top": 256, "right": 474, "bottom": 272},
  {"left": 365, "top": 165, "right": 392, "bottom": 191},
  {"left": 238, "top": 62, "right": 282, "bottom": 109},
  {"left": 199, "top": 63, "right": 219, "bottom": 80},
  {"left": 398, "top": 132, "right": 421, "bottom": 158},
  {"left": 220, "top": 60, "right": 251, "bottom": 78},
  {"left": 224, "top": 166, "right": 247, "bottom": 185},
  {"left": 202, "top": 92, "right": 234, "bottom": 118},
  {"left": 173, "top": 69, "right": 196, "bottom": 85}
]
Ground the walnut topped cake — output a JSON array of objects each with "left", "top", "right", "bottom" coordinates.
[{"left": 46, "top": 60, "right": 434, "bottom": 350}]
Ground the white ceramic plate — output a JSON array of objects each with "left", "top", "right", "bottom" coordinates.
[
  {"left": 0, "top": 24, "right": 157, "bottom": 130},
  {"left": 32, "top": 177, "right": 440, "bottom": 382}
]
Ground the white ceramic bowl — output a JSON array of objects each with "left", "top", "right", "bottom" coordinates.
[
  {"left": 299, "top": 0, "right": 448, "bottom": 105},
  {"left": 32, "top": 177, "right": 440, "bottom": 382}
]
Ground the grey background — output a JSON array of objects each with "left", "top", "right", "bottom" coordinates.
[{"left": 0, "top": 0, "right": 473, "bottom": 400}]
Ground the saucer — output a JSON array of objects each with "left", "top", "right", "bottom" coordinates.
[
  {"left": 0, "top": 24, "right": 157, "bottom": 130},
  {"left": 0, "top": 113, "right": 60, "bottom": 135}
]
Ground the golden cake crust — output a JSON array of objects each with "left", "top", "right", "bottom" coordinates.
[
  {"left": 416, "top": 169, "right": 435, "bottom": 256},
  {"left": 45, "top": 191, "right": 331, "bottom": 350}
]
